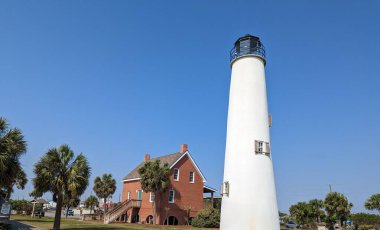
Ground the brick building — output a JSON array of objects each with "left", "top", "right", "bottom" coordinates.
[{"left": 106, "top": 144, "right": 216, "bottom": 225}]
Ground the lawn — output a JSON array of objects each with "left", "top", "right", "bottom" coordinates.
[
  {"left": 10, "top": 215, "right": 294, "bottom": 230},
  {"left": 10, "top": 215, "right": 218, "bottom": 230}
]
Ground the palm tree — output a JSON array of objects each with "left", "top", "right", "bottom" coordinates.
[
  {"left": 324, "top": 192, "right": 353, "bottom": 229},
  {"left": 365, "top": 194, "right": 380, "bottom": 214},
  {"left": 32, "top": 144, "right": 90, "bottom": 230},
  {"left": 84, "top": 195, "right": 99, "bottom": 214},
  {"left": 138, "top": 160, "right": 170, "bottom": 225},
  {"left": 0, "top": 117, "right": 27, "bottom": 199},
  {"left": 309, "top": 199, "right": 324, "bottom": 223},
  {"left": 93, "top": 174, "right": 116, "bottom": 214}
]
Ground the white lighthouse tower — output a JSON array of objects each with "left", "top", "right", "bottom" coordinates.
[{"left": 220, "top": 35, "right": 280, "bottom": 230}]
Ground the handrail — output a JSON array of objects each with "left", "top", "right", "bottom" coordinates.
[
  {"left": 230, "top": 45, "right": 266, "bottom": 64},
  {"left": 104, "top": 199, "right": 141, "bottom": 224}
]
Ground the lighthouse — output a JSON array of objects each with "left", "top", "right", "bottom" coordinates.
[{"left": 220, "top": 35, "right": 280, "bottom": 230}]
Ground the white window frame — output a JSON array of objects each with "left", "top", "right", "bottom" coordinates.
[
  {"left": 168, "top": 190, "right": 175, "bottom": 203},
  {"left": 255, "top": 140, "right": 271, "bottom": 157},
  {"left": 189, "top": 171, "right": 195, "bottom": 183},
  {"left": 173, "top": 168, "right": 179, "bottom": 181},
  {"left": 127, "top": 191, "right": 131, "bottom": 200},
  {"left": 149, "top": 192, "right": 155, "bottom": 203}
]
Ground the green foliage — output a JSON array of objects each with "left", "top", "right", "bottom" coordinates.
[
  {"left": 365, "top": 194, "right": 380, "bottom": 213},
  {"left": 191, "top": 208, "right": 220, "bottom": 228},
  {"left": 64, "top": 195, "right": 80, "bottom": 208},
  {"left": 84, "top": 195, "right": 99, "bottom": 214},
  {"left": 351, "top": 213, "right": 380, "bottom": 226},
  {"left": 93, "top": 173, "right": 116, "bottom": 213},
  {"left": 138, "top": 160, "right": 170, "bottom": 224},
  {"left": 9, "top": 199, "right": 33, "bottom": 214},
  {"left": 358, "top": 225, "right": 375, "bottom": 230},
  {"left": 289, "top": 199, "right": 325, "bottom": 228},
  {"left": 279, "top": 211, "right": 291, "bottom": 223},
  {"left": 138, "top": 160, "right": 170, "bottom": 194},
  {"left": 290, "top": 202, "right": 312, "bottom": 226},
  {"left": 0, "top": 117, "right": 27, "bottom": 197},
  {"left": 32, "top": 144, "right": 91, "bottom": 229},
  {"left": 309, "top": 199, "right": 325, "bottom": 221},
  {"left": 324, "top": 192, "right": 353, "bottom": 227}
]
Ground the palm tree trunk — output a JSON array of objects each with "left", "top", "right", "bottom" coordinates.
[
  {"left": 153, "top": 197, "right": 156, "bottom": 225},
  {"left": 104, "top": 198, "right": 107, "bottom": 213},
  {"left": 53, "top": 194, "right": 63, "bottom": 230},
  {"left": 31, "top": 202, "right": 36, "bottom": 218}
]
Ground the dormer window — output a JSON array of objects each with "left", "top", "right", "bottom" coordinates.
[
  {"left": 173, "top": 168, "right": 179, "bottom": 181},
  {"left": 255, "top": 140, "right": 271, "bottom": 157},
  {"left": 189, "top": 171, "right": 195, "bottom": 183}
]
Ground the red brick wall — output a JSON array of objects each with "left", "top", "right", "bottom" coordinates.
[{"left": 121, "top": 153, "right": 204, "bottom": 225}]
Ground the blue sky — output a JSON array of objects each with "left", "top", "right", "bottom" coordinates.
[{"left": 1, "top": 1, "right": 379, "bottom": 213}]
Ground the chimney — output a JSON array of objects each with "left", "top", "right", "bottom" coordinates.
[
  {"left": 180, "top": 144, "right": 188, "bottom": 153},
  {"left": 144, "top": 154, "right": 150, "bottom": 162}
]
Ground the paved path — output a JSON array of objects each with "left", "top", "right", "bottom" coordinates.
[{"left": 7, "top": 220, "right": 46, "bottom": 230}]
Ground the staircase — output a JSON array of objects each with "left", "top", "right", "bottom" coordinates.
[{"left": 104, "top": 199, "right": 141, "bottom": 224}]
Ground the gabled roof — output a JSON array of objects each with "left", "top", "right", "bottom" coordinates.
[{"left": 122, "top": 151, "right": 206, "bottom": 182}]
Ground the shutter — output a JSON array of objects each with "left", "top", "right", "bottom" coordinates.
[
  {"left": 268, "top": 114, "right": 273, "bottom": 127},
  {"left": 224, "top": 181, "right": 229, "bottom": 197},
  {"left": 266, "top": 142, "right": 271, "bottom": 154}
]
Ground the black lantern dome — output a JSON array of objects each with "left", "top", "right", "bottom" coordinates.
[{"left": 230, "top": 34, "right": 266, "bottom": 65}]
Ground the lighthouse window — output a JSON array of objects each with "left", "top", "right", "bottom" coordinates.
[
  {"left": 255, "top": 140, "right": 271, "bottom": 157},
  {"left": 258, "top": 141, "right": 263, "bottom": 153},
  {"left": 221, "top": 181, "right": 229, "bottom": 197}
]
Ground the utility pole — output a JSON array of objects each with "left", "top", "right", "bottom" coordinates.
[{"left": 329, "top": 184, "right": 332, "bottom": 193}]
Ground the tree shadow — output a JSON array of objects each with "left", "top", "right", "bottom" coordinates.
[{"left": 7, "top": 220, "right": 40, "bottom": 230}]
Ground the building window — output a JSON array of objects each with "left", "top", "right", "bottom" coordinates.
[
  {"left": 173, "top": 168, "right": 179, "bottom": 181},
  {"left": 189, "top": 171, "right": 194, "bottom": 183},
  {"left": 168, "top": 190, "right": 175, "bottom": 203},
  {"left": 127, "top": 192, "right": 131, "bottom": 200},
  {"left": 255, "top": 140, "right": 271, "bottom": 157},
  {"left": 149, "top": 192, "right": 155, "bottom": 203}
]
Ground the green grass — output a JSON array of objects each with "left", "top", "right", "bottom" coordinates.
[{"left": 10, "top": 215, "right": 218, "bottom": 230}]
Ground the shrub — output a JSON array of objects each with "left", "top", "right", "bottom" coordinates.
[
  {"left": 351, "top": 213, "right": 380, "bottom": 226},
  {"left": 358, "top": 225, "right": 375, "bottom": 230},
  {"left": 9, "top": 199, "right": 33, "bottom": 214},
  {"left": 191, "top": 208, "right": 220, "bottom": 228}
]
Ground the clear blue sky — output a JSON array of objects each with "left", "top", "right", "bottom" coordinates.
[{"left": 1, "top": 1, "right": 379, "bottom": 213}]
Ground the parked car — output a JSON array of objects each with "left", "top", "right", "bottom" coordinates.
[{"left": 285, "top": 221, "right": 299, "bottom": 228}]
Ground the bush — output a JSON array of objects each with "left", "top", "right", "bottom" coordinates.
[
  {"left": 9, "top": 199, "right": 33, "bottom": 214},
  {"left": 351, "top": 213, "right": 380, "bottom": 226},
  {"left": 191, "top": 208, "right": 220, "bottom": 228},
  {"left": 358, "top": 225, "right": 375, "bottom": 230}
]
